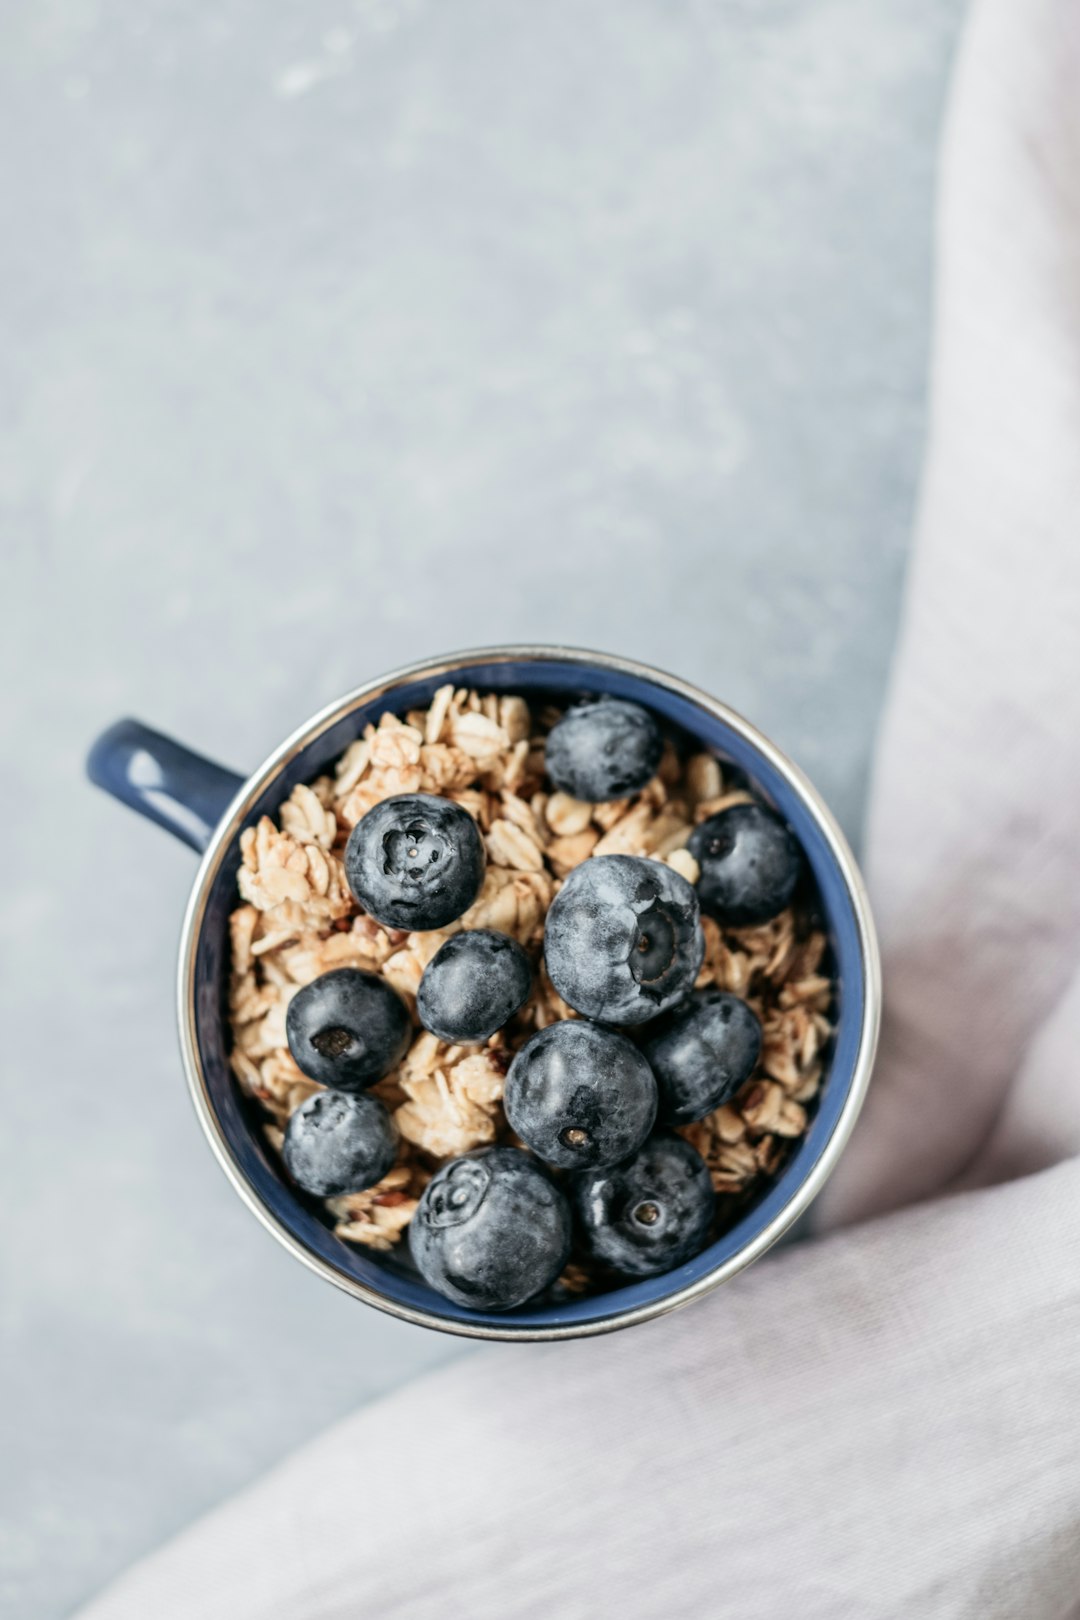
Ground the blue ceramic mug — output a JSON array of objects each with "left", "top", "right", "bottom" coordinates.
[{"left": 87, "top": 646, "right": 880, "bottom": 1341}]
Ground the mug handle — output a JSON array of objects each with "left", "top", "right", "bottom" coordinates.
[{"left": 86, "top": 719, "right": 246, "bottom": 854}]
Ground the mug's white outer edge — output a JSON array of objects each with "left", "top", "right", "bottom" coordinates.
[{"left": 177, "top": 644, "right": 882, "bottom": 1342}]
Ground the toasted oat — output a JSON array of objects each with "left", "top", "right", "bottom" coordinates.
[
  {"left": 664, "top": 847, "right": 701, "bottom": 885},
  {"left": 547, "top": 828, "right": 600, "bottom": 877},
  {"left": 280, "top": 783, "right": 337, "bottom": 850},
  {"left": 685, "top": 753, "right": 723, "bottom": 806},
  {"left": 591, "top": 797, "right": 631, "bottom": 831},
  {"left": 592, "top": 801, "right": 656, "bottom": 857},
  {"left": 226, "top": 687, "right": 834, "bottom": 1270},
  {"left": 555, "top": 1262, "right": 592, "bottom": 1296},
  {"left": 546, "top": 792, "right": 594, "bottom": 837},
  {"left": 486, "top": 818, "right": 545, "bottom": 873},
  {"left": 448, "top": 710, "right": 510, "bottom": 766},
  {"left": 693, "top": 788, "right": 755, "bottom": 823}
]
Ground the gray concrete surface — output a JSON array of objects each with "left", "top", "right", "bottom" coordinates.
[{"left": 2, "top": 2, "right": 963, "bottom": 1614}]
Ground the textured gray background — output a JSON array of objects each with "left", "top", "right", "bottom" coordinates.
[{"left": 2, "top": 2, "right": 962, "bottom": 1615}]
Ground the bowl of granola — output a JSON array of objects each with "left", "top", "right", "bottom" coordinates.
[{"left": 87, "top": 646, "right": 880, "bottom": 1340}]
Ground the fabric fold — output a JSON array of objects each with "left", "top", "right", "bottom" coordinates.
[
  {"left": 79, "top": 1162, "right": 1080, "bottom": 1620},
  {"left": 818, "top": 0, "right": 1080, "bottom": 1227}
]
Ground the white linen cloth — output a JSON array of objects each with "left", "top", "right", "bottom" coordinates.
[{"left": 78, "top": 0, "right": 1080, "bottom": 1613}]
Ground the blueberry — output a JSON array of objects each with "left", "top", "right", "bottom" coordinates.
[
  {"left": 640, "top": 988, "right": 762, "bottom": 1125},
  {"left": 504, "top": 1020, "right": 657, "bottom": 1170},
  {"left": 545, "top": 697, "right": 663, "bottom": 802},
  {"left": 344, "top": 792, "right": 486, "bottom": 932},
  {"left": 571, "top": 1132, "right": 716, "bottom": 1277},
  {"left": 282, "top": 1090, "right": 398, "bottom": 1197},
  {"left": 285, "top": 968, "right": 411, "bottom": 1091},
  {"left": 688, "top": 802, "right": 801, "bottom": 926},
  {"left": 409, "top": 1147, "right": 572, "bottom": 1312},
  {"left": 417, "top": 929, "right": 532, "bottom": 1044},
  {"left": 543, "top": 854, "right": 705, "bottom": 1025}
]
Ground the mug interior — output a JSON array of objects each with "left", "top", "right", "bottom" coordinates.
[{"left": 188, "top": 655, "right": 869, "bottom": 1335}]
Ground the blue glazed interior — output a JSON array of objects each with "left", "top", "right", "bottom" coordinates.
[{"left": 193, "top": 659, "right": 866, "bottom": 1333}]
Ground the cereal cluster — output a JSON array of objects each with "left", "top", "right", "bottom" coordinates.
[{"left": 227, "top": 687, "right": 832, "bottom": 1269}]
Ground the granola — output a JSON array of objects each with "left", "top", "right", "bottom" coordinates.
[{"left": 227, "top": 686, "right": 833, "bottom": 1285}]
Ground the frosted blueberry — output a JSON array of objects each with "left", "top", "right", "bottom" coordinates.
[
  {"left": 543, "top": 854, "right": 704, "bottom": 1025},
  {"left": 282, "top": 1090, "right": 398, "bottom": 1197},
  {"left": 571, "top": 1132, "right": 716, "bottom": 1278},
  {"left": 345, "top": 792, "right": 486, "bottom": 932},
  {"left": 641, "top": 988, "right": 762, "bottom": 1126},
  {"left": 417, "top": 929, "right": 532, "bottom": 1044},
  {"left": 285, "top": 967, "right": 411, "bottom": 1091},
  {"left": 410, "top": 1147, "right": 572, "bottom": 1312},
  {"left": 544, "top": 697, "right": 663, "bottom": 802},
  {"left": 688, "top": 802, "right": 801, "bottom": 926},
  {"left": 504, "top": 1020, "right": 657, "bottom": 1170}
]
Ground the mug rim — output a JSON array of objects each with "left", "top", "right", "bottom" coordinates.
[{"left": 177, "top": 644, "right": 881, "bottom": 1341}]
